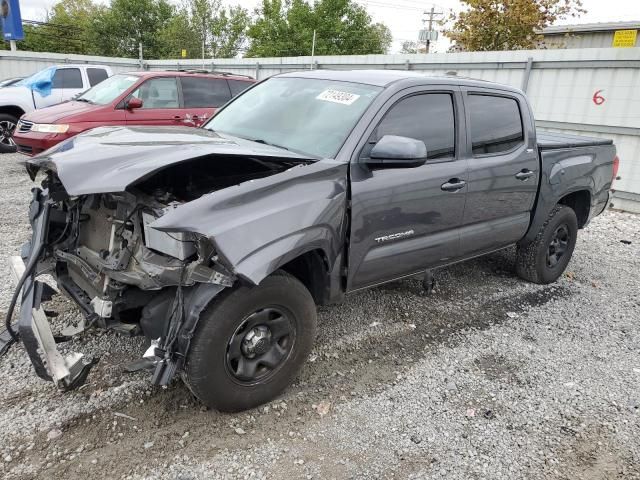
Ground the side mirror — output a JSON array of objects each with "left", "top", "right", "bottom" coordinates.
[
  {"left": 367, "top": 135, "right": 427, "bottom": 168},
  {"left": 126, "top": 97, "right": 143, "bottom": 110}
]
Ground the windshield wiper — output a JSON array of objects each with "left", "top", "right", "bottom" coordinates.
[
  {"left": 250, "top": 139, "right": 290, "bottom": 151},
  {"left": 75, "top": 98, "right": 93, "bottom": 104}
]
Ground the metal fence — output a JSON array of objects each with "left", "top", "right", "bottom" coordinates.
[{"left": 1, "top": 47, "right": 639, "bottom": 211}]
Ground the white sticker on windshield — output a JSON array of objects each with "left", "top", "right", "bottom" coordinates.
[{"left": 316, "top": 89, "right": 361, "bottom": 105}]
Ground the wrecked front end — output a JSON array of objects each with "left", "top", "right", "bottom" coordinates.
[
  {"left": 3, "top": 127, "right": 348, "bottom": 392},
  {"left": 8, "top": 170, "right": 236, "bottom": 389}
]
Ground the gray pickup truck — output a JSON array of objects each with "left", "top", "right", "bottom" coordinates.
[{"left": 4, "top": 70, "right": 618, "bottom": 411}]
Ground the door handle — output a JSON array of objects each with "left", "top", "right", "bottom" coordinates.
[
  {"left": 515, "top": 169, "right": 535, "bottom": 181},
  {"left": 173, "top": 115, "right": 183, "bottom": 120},
  {"left": 441, "top": 178, "right": 466, "bottom": 192}
]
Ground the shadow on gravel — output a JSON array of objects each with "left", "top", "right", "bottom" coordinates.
[{"left": 9, "top": 248, "right": 575, "bottom": 480}]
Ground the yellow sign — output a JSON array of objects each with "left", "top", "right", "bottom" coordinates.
[
  {"left": 181, "top": 49, "right": 187, "bottom": 58},
  {"left": 612, "top": 30, "right": 637, "bottom": 48}
]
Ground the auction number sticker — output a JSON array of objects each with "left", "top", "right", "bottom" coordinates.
[{"left": 316, "top": 89, "right": 361, "bottom": 105}]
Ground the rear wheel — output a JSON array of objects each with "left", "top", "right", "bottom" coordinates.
[
  {"left": 516, "top": 205, "right": 578, "bottom": 284},
  {"left": 184, "top": 271, "right": 317, "bottom": 412},
  {"left": 0, "top": 114, "right": 18, "bottom": 154}
]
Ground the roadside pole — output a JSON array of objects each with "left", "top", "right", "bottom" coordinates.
[
  {"left": 10, "top": 40, "right": 17, "bottom": 51},
  {"left": 310, "top": 30, "right": 316, "bottom": 70}
]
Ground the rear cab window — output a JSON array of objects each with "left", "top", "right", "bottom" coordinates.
[
  {"left": 467, "top": 94, "right": 524, "bottom": 155},
  {"left": 87, "top": 68, "right": 109, "bottom": 87},
  {"left": 180, "top": 77, "right": 232, "bottom": 108}
]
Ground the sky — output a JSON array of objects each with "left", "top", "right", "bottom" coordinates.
[{"left": 16, "top": 0, "right": 640, "bottom": 54}]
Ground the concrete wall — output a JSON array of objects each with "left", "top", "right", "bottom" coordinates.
[{"left": 1, "top": 47, "right": 639, "bottom": 211}]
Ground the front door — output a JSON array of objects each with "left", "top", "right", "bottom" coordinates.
[
  {"left": 348, "top": 87, "right": 468, "bottom": 291},
  {"left": 125, "top": 77, "right": 184, "bottom": 126},
  {"left": 458, "top": 89, "right": 539, "bottom": 257}
]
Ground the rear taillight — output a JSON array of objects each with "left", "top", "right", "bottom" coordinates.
[{"left": 612, "top": 155, "right": 620, "bottom": 182}]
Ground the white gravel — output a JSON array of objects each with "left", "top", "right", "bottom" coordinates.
[{"left": 0, "top": 152, "right": 638, "bottom": 479}]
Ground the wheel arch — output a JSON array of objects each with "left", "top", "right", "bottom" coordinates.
[
  {"left": 0, "top": 105, "right": 26, "bottom": 119},
  {"left": 558, "top": 190, "right": 591, "bottom": 228}
]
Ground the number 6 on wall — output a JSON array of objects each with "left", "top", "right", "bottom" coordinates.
[{"left": 592, "top": 90, "right": 605, "bottom": 105}]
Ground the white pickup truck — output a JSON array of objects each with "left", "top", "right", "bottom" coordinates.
[{"left": 0, "top": 64, "right": 113, "bottom": 153}]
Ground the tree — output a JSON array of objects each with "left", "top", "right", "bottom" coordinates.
[
  {"left": 400, "top": 40, "right": 419, "bottom": 54},
  {"left": 445, "top": 0, "right": 585, "bottom": 51},
  {"left": 246, "top": 0, "right": 392, "bottom": 57},
  {"left": 92, "top": 0, "right": 175, "bottom": 59},
  {"left": 157, "top": 0, "right": 249, "bottom": 59}
]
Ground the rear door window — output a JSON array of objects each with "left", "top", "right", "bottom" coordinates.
[
  {"left": 467, "top": 94, "right": 524, "bottom": 155},
  {"left": 228, "top": 79, "right": 252, "bottom": 97},
  {"left": 180, "top": 77, "right": 232, "bottom": 108},
  {"left": 87, "top": 68, "right": 109, "bottom": 87},
  {"left": 130, "top": 77, "right": 180, "bottom": 109},
  {"left": 52, "top": 68, "right": 83, "bottom": 89}
]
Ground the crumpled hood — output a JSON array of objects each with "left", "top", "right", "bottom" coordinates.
[
  {"left": 21, "top": 100, "right": 100, "bottom": 124},
  {"left": 26, "top": 125, "right": 314, "bottom": 195}
]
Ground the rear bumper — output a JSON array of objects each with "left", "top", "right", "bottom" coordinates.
[{"left": 13, "top": 131, "right": 72, "bottom": 156}]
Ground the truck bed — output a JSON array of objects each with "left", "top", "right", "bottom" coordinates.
[{"left": 537, "top": 131, "right": 613, "bottom": 150}]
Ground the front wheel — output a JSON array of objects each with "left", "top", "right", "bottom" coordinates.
[
  {"left": 516, "top": 205, "right": 578, "bottom": 284},
  {"left": 184, "top": 271, "right": 317, "bottom": 412},
  {"left": 0, "top": 114, "right": 18, "bottom": 154}
]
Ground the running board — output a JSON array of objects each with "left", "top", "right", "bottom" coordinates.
[{"left": 9, "top": 255, "right": 96, "bottom": 390}]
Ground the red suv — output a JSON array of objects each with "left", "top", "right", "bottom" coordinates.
[{"left": 14, "top": 70, "right": 255, "bottom": 156}]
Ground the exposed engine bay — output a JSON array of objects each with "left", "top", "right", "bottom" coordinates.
[{"left": 4, "top": 152, "right": 314, "bottom": 390}]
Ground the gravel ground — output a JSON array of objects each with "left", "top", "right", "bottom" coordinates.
[{"left": 0, "top": 152, "right": 638, "bottom": 480}]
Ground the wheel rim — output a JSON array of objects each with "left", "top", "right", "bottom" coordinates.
[
  {"left": 0, "top": 120, "right": 16, "bottom": 146},
  {"left": 225, "top": 306, "right": 295, "bottom": 384},
  {"left": 546, "top": 224, "right": 570, "bottom": 268}
]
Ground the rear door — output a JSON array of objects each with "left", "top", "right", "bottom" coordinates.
[
  {"left": 124, "top": 77, "right": 183, "bottom": 126},
  {"left": 348, "top": 86, "right": 468, "bottom": 290},
  {"left": 178, "top": 77, "right": 232, "bottom": 126},
  {"left": 86, "top": 68, "right": 109, "bottom": 88},
  {"left": 458, "top": 89, "right": 539, "bottom": 257}
]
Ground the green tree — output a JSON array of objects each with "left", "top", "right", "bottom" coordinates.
[
  {"left": 93, "top": 0, "right": 175, "bottom": 59},
  {"left": 445, "top": 0, "right": 585, "bottom": 51},
  {"left": 246, "top": 0, "right": 392, "bottom": 57},
  {"left": 157, "top": 0, "right": 249, "bottom": 59}
]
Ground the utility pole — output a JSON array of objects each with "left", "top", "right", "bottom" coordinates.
[
  {"left": 138, "top": 42, "right": 143, "bottom": 69},
  {"left": 422, "top": 6, "right": 443, "bottom": 53},
  {"left": 9, "top": 40, "right": 17, "bottom": 52},
  {"left": 310, "top": 30, "right": 316, "bottom": 70},
  {"left": 202, "top": 18, "right": 206, "bottom": 70}
]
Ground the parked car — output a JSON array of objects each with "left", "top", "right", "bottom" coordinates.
[
  {"left": 0, "top": 64, "right": 112, "bottom": 153},
  {"left": 6, "top": 71, "right": 618, "bottom": 412},
  {"left": 13, "top": 70, "right": 255, "bottom": 156},
  {"left": 0, "top": 77, "right": 23, "bottom": 88}
]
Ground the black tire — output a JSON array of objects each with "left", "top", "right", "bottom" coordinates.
[
  {"left": 184, "top": 271, "right": 317, "bottom": 412},
  {"left": 0, "top": 113, "right": 18, "bottom": 154},
  {"left": 516, "top": 204, "right": 578, "bottom": 284}
]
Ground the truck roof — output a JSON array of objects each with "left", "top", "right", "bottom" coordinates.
[{"left": 277, "top": 69, "right": 524, "bottom": 93}]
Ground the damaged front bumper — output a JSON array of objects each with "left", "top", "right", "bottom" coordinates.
[
  {"left": 4, "top": 187, "right": 232, "bottom": 391},
  {"left": 8, "top": 189, "right": 98, "bottom": 390}
]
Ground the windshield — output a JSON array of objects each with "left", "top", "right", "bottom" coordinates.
[
  {"left": 77, "top": 74, "right": 140, "bottom": 105},
  {"left": 205, "top": 77, "right": 382, "bottom": 158}
]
